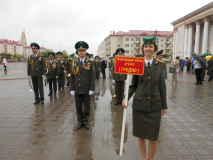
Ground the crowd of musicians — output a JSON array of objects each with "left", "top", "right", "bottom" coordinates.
[{"left": 28, "top": 37, "right": 169, "bottom": 160}]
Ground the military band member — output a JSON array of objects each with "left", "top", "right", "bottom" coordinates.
[
  {"left": 70, "top": 41, "right": 95, "bottom": 130},
  {"left": 66, "top": 53, "right": 75, "bottom": 86},
  {"left": 27, "top": 42, "right": 46, "bottom": 104},
  {"left": 108, "top": 57, "right": 113, "bottom": 76},
  {"left": 156, "top": 50, "right": 167, "bottom": 79},
  {"left": 86, "top": 53, "right": 90, "bottom": 59},
  {"left": 46, "top": 52, "right": 59, "bottom": 96},
  {"left": 56, "top": 51, "right": 67, "bottom": 90},
  {"left": 89, "top": 54, "right": 94, "bottom": 60},
  {"left": 113, "top": 48, "right": 127, "bottom": 105},
  {"left": 95, "top": 56, "right": 101, "bottom": 79}
]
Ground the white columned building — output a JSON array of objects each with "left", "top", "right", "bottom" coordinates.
[
  {"left": 183, "top": 25, "right": 188, "bottom": 58},
  {"left": 171, "top": 2, "right": 213, "bottom": 58},
  {"left": 202, "top": 17, "right": 209, "bottom": 54},
  {"left": 194, "top": 21, "right": 201, "bottom": 54},
  {"left": 187, "top": 24, "right": 193, "bottom": 57}
]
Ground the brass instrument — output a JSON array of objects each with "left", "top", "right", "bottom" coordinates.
[{"left": 62, "top": 65, "right": 70, "bottom": 78}]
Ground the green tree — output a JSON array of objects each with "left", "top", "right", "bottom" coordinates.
[
  {"left": 0, "top": 53, "right": 12, "bottom": 59},
  {"left": 12, "top": 54, "right": 24, "bottom": 61},
  {"left": 62, "top": 50, "right": 68, "bottom": 58},
  {"left": 40, "top": 50, "right": 53, "bottom": 61}
]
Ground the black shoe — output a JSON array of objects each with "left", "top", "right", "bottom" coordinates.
[
  {"left": 58, "top": 88, "right": 61, "bottom": 90},
  {"left": 34, "top": 101, "right": 40, "bottom": 104},
  {"left": 208, "top": 80, "right": 211, "bottom": 82},
  {"left": 61, "top": 88, "right": 64, "bottom": 90},
  {"left": 114, "top": 102, "right": 120, "bottom": 105},
  {"left": 48, "top": 92, "right": 52, "bottom": 96},
  {"left": 40, "top": 100, "right": 44, "bottom": 104},
  {"left": 119, "top": 102, "right": 122, "bottom": 104},
  {"left": 76, "top": 124, "right": 83, "bottom": 130},
  {"left": 194, "top": 83, "right": 199, "bottom": 85},
  {"left": 84, "top": 124, "right": 90, "bottom": 129},
  {"left": 202, "top": 80, "right": 205, "bottom": 81}
]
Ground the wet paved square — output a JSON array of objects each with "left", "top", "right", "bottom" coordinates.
[{"left": 0, "top": 63, "right": 213, "bottom": 160}]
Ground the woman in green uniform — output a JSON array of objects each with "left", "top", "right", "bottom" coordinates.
[{"left": 122, "top": 36, "right": 168, "bottom": 160}]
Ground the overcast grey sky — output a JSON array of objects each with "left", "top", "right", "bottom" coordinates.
[{"left": 0, "top": 0, "right": 212, "bottom": 55}]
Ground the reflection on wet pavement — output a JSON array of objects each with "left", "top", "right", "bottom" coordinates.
[{"left": 0, "top": 62, "right": 213, "bottom": 159}]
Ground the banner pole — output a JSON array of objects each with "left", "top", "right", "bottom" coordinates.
[{"left": 119, "top": 74, "right": 130, "bottom": 156}]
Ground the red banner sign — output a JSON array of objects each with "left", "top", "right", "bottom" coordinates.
[{"left": 114, "top": 56, "right": 145, "bottom": 75}]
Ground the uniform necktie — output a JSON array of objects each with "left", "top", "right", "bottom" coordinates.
[
  {"left": 148, "top": 62, "right": 151, "bottom": 68},
  {"left": 81, "top": 60, "right": 83, "bottom": 64}
]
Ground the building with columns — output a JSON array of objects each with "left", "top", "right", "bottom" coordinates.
[
  {"left": 171, "top": 2, "right": 213, "bottom": 59},
  {"left": 97, "top": 30, "right": 173, "bottom": 60}
]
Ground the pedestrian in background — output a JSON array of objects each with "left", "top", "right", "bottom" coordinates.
[
  {"left": 2, "top": 58, "right": 7, "bottom": 72},
  {"left": 180, "top": 57, "right": 185, "bottom": 73},
  {"left": 193, "top": 59, "right": 202, "bottom": 85},
  {"left": 171, "top": 57, "right": 179, "bottom": 85},
  {"left": 186, "top": 57, "right": 191, "bottom": 73},
  {"left": 208, "top": 55, "right": 213, "bottom": 82},
  {"left": 101, "top": 58, "right": 107, "bottom": 79}
]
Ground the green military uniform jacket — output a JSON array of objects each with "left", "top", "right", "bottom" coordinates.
[
  {"left": 128, "top": 58, "right": 167, "bottom": 112},
  {"left": 57, "top": 58, "right": 67, "bottom": 74},
  {"left": 156, "top": 59, "right": 167, "bottom": 79},
  {"left": 108, "top": 60, "right": 112, "bottom": 68},
  {"left": 112, "top": 59, "right": 127, "bottom": 81},
  {"left": 46, "top": 60, "right": 59, "bottom": 79},
  {"left": 27, "top": 54, "right": 46, "bottom": 77},
  {"left": 94, "top": 60, "right": 101, "bottom": 71},
  {"left": 70, "top": 57, "right": 95, "bottom": 94},
  {"left": 67, "top": 58, "right": 73, "bottom": 73},
  {"left": 208, "top": 59, "right": 213, "bottom": 70}
]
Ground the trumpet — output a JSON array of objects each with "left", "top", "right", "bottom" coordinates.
[{"left": 62, "top": 65, "right": 70, "bottom": 78}]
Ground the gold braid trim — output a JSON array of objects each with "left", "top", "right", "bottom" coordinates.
[
  {"left": 67, "top": 59, "right": 72, "bottom": 65},
  {"left": 29, "top": 56, "right": 34, "bottom": 66},
  {"left": 46, "top": 61, "right": 50, "bottom": 69},
  {"left": 72, "top": 60, "right": 79, "bottom": 76}
]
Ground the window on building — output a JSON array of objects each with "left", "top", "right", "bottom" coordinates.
[
  {"left": 125, "top": 44, "right": 129, "bottom": 47},
  {"left": 166, "top": 45, "right": 169, "bottom": 48},
  {"left": 131, "top": 44, "right": 134, "bottom": 47},
  {"left": 157, "top": 39, "right": 159, "bottom": 43},
  {"left": 136, "top": 44, "right": 139, "bottom": 47},
  {"left": 161, "top": 39, "right": 164, "bottom": 42},
  {"left": 118, "top": 44, "right": 121, "bottom": 47},
  {"left": 166, "top": 39, "right": 169, "bottom": 41},
  {"left": 136, "top": 50, "right": 139, "bottom": 53},
  {"left": 131, "top": 38, "right": 134, "bottom": 41},
  {"left": 131, "top": 50, "right": 134, "bottom": 53},
  {"left": 166, "top": 50, "right": 170, "bottom": 53},
  {"left": 161, "top": 44, "right": 163, "bottom": 48},
  {"left": 136, "top": 38, "right": 140, "bottom": 41},
  {"left": 125, "top": 50, "right": 129, "bottom": 53},
  {"left": 118, "top": 38, "right": 121, "bottom": 42},
  {"left": 125, "top": 38, "right": 129, "bottom": 41}
]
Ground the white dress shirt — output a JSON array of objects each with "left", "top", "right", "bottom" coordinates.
[
  {"left": 33, "top": 53, "right": 38, "bottom": 57},
  {"left": 79, "top": 57, "right": 86, "bottom": 63},
  {"left": 145, "top": 58, "right": 153, "bottom": 67}
]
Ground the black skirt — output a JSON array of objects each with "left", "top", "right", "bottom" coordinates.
[{"left": 133, "top": 109, "right": 161, "bottom": 141}]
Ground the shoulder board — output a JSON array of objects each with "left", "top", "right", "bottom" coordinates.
[
  {"left": 156, "top": 59, "right": 164, "bottom": 63},
  {"left": 54, "top": 60, "right": 58, "bottom": 62}
]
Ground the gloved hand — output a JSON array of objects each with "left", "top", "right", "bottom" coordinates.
[
  {"left": 56, "top": 76, "right": 58, "bottom": 78},
  {"left": 28, "top": 75, "right": 31, "bottom": 78},
  {"left": 89, "top": 90, "right": 94, "bottom": 95},
  {"left": 112, "top": 79, "right": 115, "bottom": 83},
  {"left": 42, "top": 75, "right": 47, "bottom": 80},
  {"left": 70, "top": 91, "right": 75, "bottom": 96},
  {"left": 64, "top": 70, "right": 66, "bottom": 73}
]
